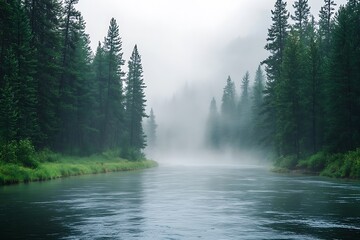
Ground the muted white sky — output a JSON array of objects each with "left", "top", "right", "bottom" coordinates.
[{"left": 77, "top": 0, "right": 346, "bottom": 105}]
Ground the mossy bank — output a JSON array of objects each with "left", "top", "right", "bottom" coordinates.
[
  {"left": 273, "top": 148, "right": 360, "bottom": 179},
  {"left": 0, "top": 140, "right": 157, "bottom": 185}
]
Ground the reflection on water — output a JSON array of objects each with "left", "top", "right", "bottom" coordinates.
[{"left": 0, "top": 165, "right": 359, "bottom": 239}]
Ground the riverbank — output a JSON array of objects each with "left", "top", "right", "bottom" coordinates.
[
  {"left": 0, "top": 153, "right": 158, "bottom": 185},
  {"left": 272, "top": 149, "right": 360, "bottom": 179}
]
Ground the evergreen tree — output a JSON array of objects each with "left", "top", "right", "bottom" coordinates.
[
  {"left": 221, "top": 76, "right": 236, "bottom": 145},
  {"left": 277, "top": 30, "right": 304, "bottom": 159},
  {"left": 251, "top": 65, "right": 266, "bottom": 146},
  {"left": 146, "top": 108, "right": 157, "bottom": 148},
  {"left": 319, "top": 0, "right": 337, "bottom": 51},
  {"left": 102, "top": 18, "right": 125, "bottom": 149},
  {"left": 22, "top": 0, "right": 63, "bottom": 148},
  {"left": 291, "top": 0, "right": 311, "bottom": 39},
  {"left": 0, "top": 0, "right": 39, "bottom": 144},
  {"left": 263, "top": 0, "right": 290, "bottom": 154},
  {"left": 237, "top": 71, "right": 251, "bottom": 148},
  {"left": 125, "top": 45, "right": 147, "bottom": 149},
  {"left": 206, "top": 98, "right": 220, "bottom": 148},
  {"left": 302, "top": 17, "right": 323, "bottom": 154},
  {"left": 221, "top": 76, "right": 236, "bottom": 117},
  {"left": 325, "top": 2, "right": 360, "bottom": 152},
  {"left": 0, "top": 59, "right": 19, "bottom": 143}
]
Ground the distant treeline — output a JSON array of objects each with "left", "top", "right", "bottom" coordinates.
[
  {"left": 206, "top": 0, "right": 360, "bottom": 172},
  {"left": 0, "top": 0, "right": 153, "bottom": 156}
]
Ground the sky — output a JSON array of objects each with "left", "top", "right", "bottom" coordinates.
[{"left": 77, "top": 0, "right": 346, "bottom": 105}]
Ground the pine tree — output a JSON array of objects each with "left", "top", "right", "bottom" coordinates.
[
  {"left": 302, "top": 17, "right": 323, "bottom": 155},
  {"left": 277, "top": 30, "right": 304, "bottom": 159},
  {"left": 0, "top": 66, "right": 19, "bottom": 143},
  {"left": 125, "top": 45, "right": 147, "bottom": 149},
  {"left": 263, "top": 0, "right": 290, "bottom": 154},
  {"left": 221, "top": 76, "right": 236, "bottom": 117},
  {"left": 221, "top": 76, "right": 236, "bottom": 145},
  {"left": 291, "top": 0, "right": 311, "bottom": 39},
  {"left": 206, "top": 98, "right": 220, "bottom": 148},
  {"left": 237, "top": 71, "right": 251, "bottom": 148},
  {"left": 22, "top": 0, "right": 63, "bottom": 148},
  {"left": 251, "top": 65, "right": 266, "bottom": 146},
  {"left": 102, "top": 18, "right": 125, "bottom": 149},
  {"left": 325, "top": 2, "right": 360, "bottom": 152},
  {"left": 146, "top": 108, "right": 157, "bottom": 148},
  {"left": 319, "top": 0, "right": 337, "bottom": 51},
  {"left": 0, "top": 0, "right": 39, "bottom": 144}
]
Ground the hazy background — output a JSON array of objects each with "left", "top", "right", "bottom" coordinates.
[{"left": 77, "top": 0, "right": 346, "bottom": 164}]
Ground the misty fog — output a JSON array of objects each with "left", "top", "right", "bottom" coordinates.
[{"left": 76, "top": 0, "right": 347, "bottom": 165}]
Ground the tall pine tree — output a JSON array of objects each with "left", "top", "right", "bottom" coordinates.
[{"left": 125, "top": 45, "right": 147, "bottom": 149}]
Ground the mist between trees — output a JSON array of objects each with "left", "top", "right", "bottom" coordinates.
[
  {"left": 0, "top": 0, "right": 153, "bottom": 160},
  {"left": 203, "top": 0, "right": 360, "bottom": 175},
  {"left": 1, "top": 0, "right": 359, "bottom": 177}
]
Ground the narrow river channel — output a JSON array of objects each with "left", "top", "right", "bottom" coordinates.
[{"left": 1, "top": 165, "right": 359, "bottom": 239}]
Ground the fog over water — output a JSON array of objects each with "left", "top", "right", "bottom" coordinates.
[{"left": 76, "top": 0, "right": 347, "bottom": 164}]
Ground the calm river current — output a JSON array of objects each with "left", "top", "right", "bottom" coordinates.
[{"left": 0, "top": 165, "right": 359, "bottom": 239}]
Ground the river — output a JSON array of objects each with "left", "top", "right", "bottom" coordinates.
[{"left": 0, "top": 165, "right": 359, "bottom": 239}]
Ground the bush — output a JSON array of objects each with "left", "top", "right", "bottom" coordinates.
[
  {"left": 342, "top": 148, "right": 360, "bottom": 179},
  {"left": 120, "top": 147, "right": 145, "bottom": 161},
  {"left": 16, "top": 140, "right": 38, "bottom": 168},
  {"left": 36, "top": 148, "right": 61, "bottom": 163},
  {"left": 297, "top": 151, "right": 328, "bottom": 172},
  {"left": 0, "top": 140, "right": 39, "bottom": 168},
  {"left": 0, "top": 141, "right": 17, "bottom": 164},
  {"left": 275, "top": 155, "right": 298, "bottom": 169}
]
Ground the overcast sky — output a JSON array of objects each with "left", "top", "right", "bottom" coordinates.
[{"left": 76, "top": 0, "right": 347, "bottom": 105}]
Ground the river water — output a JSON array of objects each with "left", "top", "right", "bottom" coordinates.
[{"left": 0, "top": 165, "right": 359, "bottom": 239}]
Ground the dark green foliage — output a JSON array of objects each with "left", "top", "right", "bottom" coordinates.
[
  {"left": 276, "top": 30, "right": 304, "bottom": 159},
  {"left": 262, "top": 0, "right": 290, "bottom": 153},
  {"left": 291, "top": 0, "right": 311, "bottom": 38},
  {"left": 0, "top": 1, "right": 148, "bottom": 161},
  {"left": 125, "top": 45, "right": 147, "bottom": 149},
  {"left": 0, "top": 140, "right": 39, "bottom": 168},
  {"left": 256, "top": 0, "right": 360, "bottom": 177},
  {"left": 325, "top": 2, "right": 360, "bottom": 153},
  {"left": 101, "top": 18, "right": 125, "bottom": 149},
  {"left": 297, "top": 151, "right": 328, "bottom": 172}
]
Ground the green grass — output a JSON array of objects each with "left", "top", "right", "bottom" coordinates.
[
  {"left": 274, "top": 148, "right": 360, "bottom": 179},
  {"left": 0, "top": 152, "right": 158, "bottom": 185}
]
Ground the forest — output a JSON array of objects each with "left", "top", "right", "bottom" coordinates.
[
  {"left": 205, "top": 0, "right": 360, "bottom": 178},
  {"left": 0, "top": 0, "right": 359, "bottom": 181},
  {"left": 0, "top": 0, "right": 158, "bottom": 182}
]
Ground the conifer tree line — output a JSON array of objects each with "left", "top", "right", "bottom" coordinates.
[
  {"left": 0, "top": 0, "right": 150, "bottom": 155},
  {"left": 206, "top": 0, "right": 360, "bottom": 163},
  {"left": 205, "top": 66, "right": 265, "bottom": 151}
]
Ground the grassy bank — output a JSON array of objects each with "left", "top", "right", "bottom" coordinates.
[
  {"left": 273, "top": 148, "right": 360, "bottom": 179},
  {"left": 0, "top": 150, "right": 157, "bottom": 185}
]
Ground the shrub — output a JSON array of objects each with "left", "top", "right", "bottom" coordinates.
[
  {"left": 16, "top": 140, "right": 38, "bottom": 168},
  {"left": 0, "top": 141, "right": 17, "bottom": 164},
  {"left": 120, "top": 147, "right": 145, "bottom": 161},
  {"left": 297, "top": 152, "right": 328, "bottom": 172},
  {"left": 0, "top": 140, "right": 39, "bottom": 168},
  {"left": 36, "top": 148, "right": 61, "bottom": 163},
  {"left": 275, "top": 155, "right": 298, "bottom": 169}
]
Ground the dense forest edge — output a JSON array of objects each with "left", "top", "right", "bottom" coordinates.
[
  {"left": 205, "top": 0, "right": 360, "bottom": 179},
  {"left": 0, "top": 0, "right": 158, "bottom": 185},
  {"left": 0, "top": 141, "right": 157, "bottom": 185}
]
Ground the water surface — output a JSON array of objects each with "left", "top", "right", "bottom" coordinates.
[{"left": 1, "top": 165, "right": 359, "bottom": 239}]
